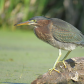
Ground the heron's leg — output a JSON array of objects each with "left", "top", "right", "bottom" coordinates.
[
  {"left": 61, "top": 51, "right": 71, "bottom": 68},
  {"left": 49, "top": 49, "right": 62, "bottom": 74},
  {"left": 53, "top": 49, "right": 62, "bottom": 69}
]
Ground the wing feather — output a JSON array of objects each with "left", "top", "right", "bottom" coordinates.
[{"left": 51, "top": 18, "right": 84, "bottom": 44}]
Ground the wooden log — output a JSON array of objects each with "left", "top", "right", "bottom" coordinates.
[{"left": 31, "top": 57, "right": 84, "bottom": 84}]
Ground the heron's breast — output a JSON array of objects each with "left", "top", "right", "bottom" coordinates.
[{"left": 34, "top": 27, "right": 52, "bottom": 43}]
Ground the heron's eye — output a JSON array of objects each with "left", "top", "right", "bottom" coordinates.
[{"left": 31, "top": 20, "right": 36, "bottom": 22}]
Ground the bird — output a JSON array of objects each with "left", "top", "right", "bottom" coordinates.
[{"left": 14, "top": 16, "right": 84, "bottom": 73}]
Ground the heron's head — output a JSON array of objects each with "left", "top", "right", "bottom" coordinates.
[{"left": 14, "top": 16, "right": 50, "bottom": 27}]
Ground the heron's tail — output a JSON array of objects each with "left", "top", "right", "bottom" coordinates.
[
  {"left": 81, "top": 42, "right": 84, "bottom": 46},
  {"left": 76, "top": 36, "right": 84, "bottom": 47},
  {"left": 81, "top": 39, "right": 84, "bottom": 47}
]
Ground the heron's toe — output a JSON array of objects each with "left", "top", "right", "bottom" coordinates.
[
  {"left": 58, "top": 60, "right": 67, "bottom": 68},
  {"left": 49, "top": 68, "right": 60, "bottom": 75}
]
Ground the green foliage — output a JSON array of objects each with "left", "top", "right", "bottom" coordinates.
[{"left": 0, "top": 0, "right": 84, "bottom": 33}]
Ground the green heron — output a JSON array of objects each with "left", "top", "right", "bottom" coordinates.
[{"left": 14, "top": 16, "right": 84, "bottom": 73}]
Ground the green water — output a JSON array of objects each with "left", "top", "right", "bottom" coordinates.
[{"left": 0, "top": 30, "right": 84, "bottom": 84}]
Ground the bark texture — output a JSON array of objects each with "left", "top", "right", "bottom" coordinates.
[{"left": 31, "top": 57, "right": 84, "bottom": 84}]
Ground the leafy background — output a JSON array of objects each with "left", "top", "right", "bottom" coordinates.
[{"left": 0, "top": 0, "right": 84, "bottom": 33}]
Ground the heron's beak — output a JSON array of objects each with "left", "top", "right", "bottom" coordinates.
[{"left": 14, "top": 21, "right": 37, "bottom": 26}]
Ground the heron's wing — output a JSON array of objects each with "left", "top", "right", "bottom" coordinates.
[{"left": 51, "top": 18, "right": 84, "bottom": 44}]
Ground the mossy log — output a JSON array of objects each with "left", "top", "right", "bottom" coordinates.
[{"left": 31, "top": 57, "right": 84, "bottom": 84}]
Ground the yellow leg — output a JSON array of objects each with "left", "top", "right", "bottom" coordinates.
[
  {"left": 49, "top": 49, "right": 62, "bottom": 74},
  {"left": 61, "top": 51, "right": 71, "bottom": 68},
  {"left": 49, "top": 50, "right": 71, "bottom": 75}
]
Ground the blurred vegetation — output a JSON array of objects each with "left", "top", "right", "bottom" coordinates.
[{"left": 0, "top": 0, "right": 84, "bottom": 33}]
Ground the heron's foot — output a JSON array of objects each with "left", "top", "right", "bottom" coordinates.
[
  {"left": 49, "top": 68, "right": 60, "bottom": 75},
  {"left": 58, "top": 60, "right": 66, "bottom": 68},
  {"left": 63, "top": 60, "right": 67, "bottom": 68}
]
